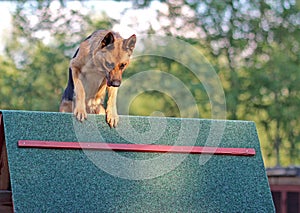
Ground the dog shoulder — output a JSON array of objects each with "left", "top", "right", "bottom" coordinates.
[
  {"left": 71, "top": 30, "right": 109, "bottom": 68},
  {"left": 70, "top": 39, "right": 91, "bottom": 69}
]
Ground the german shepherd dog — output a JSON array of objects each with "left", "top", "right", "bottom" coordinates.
[{"left": 59, "top": 30, "right": 136, "bottom": 127}]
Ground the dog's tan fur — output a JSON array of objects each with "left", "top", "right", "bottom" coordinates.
[{"left": 59, "top": 30, "right": 136, "bottom": 127}]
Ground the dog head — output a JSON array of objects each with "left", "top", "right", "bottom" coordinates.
[{"left": 93, "top": 31, "right": 136, "bottom": 87}]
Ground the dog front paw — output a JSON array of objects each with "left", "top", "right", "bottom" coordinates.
[
  {"left": 74, "top": 106, "right": 87, "bottom": 122},
  {"left": 106, "top": 112, "right": 119, "bottom": 128}
]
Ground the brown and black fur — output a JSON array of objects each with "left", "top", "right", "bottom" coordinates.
[{"left": 59, "top": 30, "right": 136, "bottom": 127}]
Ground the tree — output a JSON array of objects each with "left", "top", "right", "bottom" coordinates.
[
  {"left": 246, "top": 39, "right": 300, "bottom": 166},
  {"left": 131, "top": 0, "right": 300, "bottom": 166},
  {"left": 1, "top": 0, "right": 299, "bottom": 166},
  {"left": 1, "top": 1, "right": 115, "bottom": 111}
]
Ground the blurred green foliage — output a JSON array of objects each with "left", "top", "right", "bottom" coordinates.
[{"left": 0, "top": 0, "right": 299, "bottom": 167}]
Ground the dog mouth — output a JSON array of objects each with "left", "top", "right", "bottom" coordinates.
[
  {"left": 107, "top": 79, "right": 121, "bottom": 87},
  {"left": 105, "top": 70, "right": 121, "bottom": 87}
]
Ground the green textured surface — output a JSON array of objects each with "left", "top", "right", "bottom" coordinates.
[{"left": 1, "top": 110, "right": 274, "bottom": 212}]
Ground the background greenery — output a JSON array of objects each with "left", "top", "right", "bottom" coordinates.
[{"left": 0, "top": 0, "right": 299, "bottom": 167}]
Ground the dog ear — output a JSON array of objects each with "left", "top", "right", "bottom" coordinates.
[
  {"left": 123, "top": 34, "right": 136, "bottom": 52},
  {"left": 101, "top": 32, "right": 115, "bottom": 49}
]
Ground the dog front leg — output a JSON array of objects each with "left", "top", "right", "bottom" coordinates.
[
  {"left": 72, "top": 67, "right": 87, "bottom": 121},
  {"left": 106, "top": 86, "right": 119, "bottom": 128}
]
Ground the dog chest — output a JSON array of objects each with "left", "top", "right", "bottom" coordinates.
[{"left": 79, "top": 68, "right": 106, "bottom": 97}]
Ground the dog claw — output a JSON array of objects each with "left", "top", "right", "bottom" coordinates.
[
  {"left": 106, "top": 114, "right": 119, "bottom": 128},
  {"left": 74, "top": 108, "right": 87, "bottom": 122},
  {"left": 78, "top": 114, "right": 87, "bottom": 122}
]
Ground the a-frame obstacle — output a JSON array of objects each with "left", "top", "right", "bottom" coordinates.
[{"left": 0, "top": 110, "right": 274, "bottom": 212}]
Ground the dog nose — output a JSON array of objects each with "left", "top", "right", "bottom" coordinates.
[{"left": 111, "top": 80, "right": 121, "bottom": 87}]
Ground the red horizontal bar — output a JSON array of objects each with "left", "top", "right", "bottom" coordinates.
[{"left": 18, "top": 140, "right": 256, "bottom": 156}]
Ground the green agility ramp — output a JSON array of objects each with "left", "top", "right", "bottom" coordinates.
[{"left": 0, "top": 110, "right": 274, "bottom": 212}]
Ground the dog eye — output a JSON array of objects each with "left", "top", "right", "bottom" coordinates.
[
  {"left": 105, "top": 61, "right": 114, "bottom": 69},
  {"left": 119, "top": 63, "right": 127, "bottom": 70}
]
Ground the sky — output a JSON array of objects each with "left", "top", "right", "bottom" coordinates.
[
  {"left": 0, "top": 2, "right": 16, "bottom": 52},
  {"left": 0, "top": 0, "right": 166, "bottom": 53}
]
